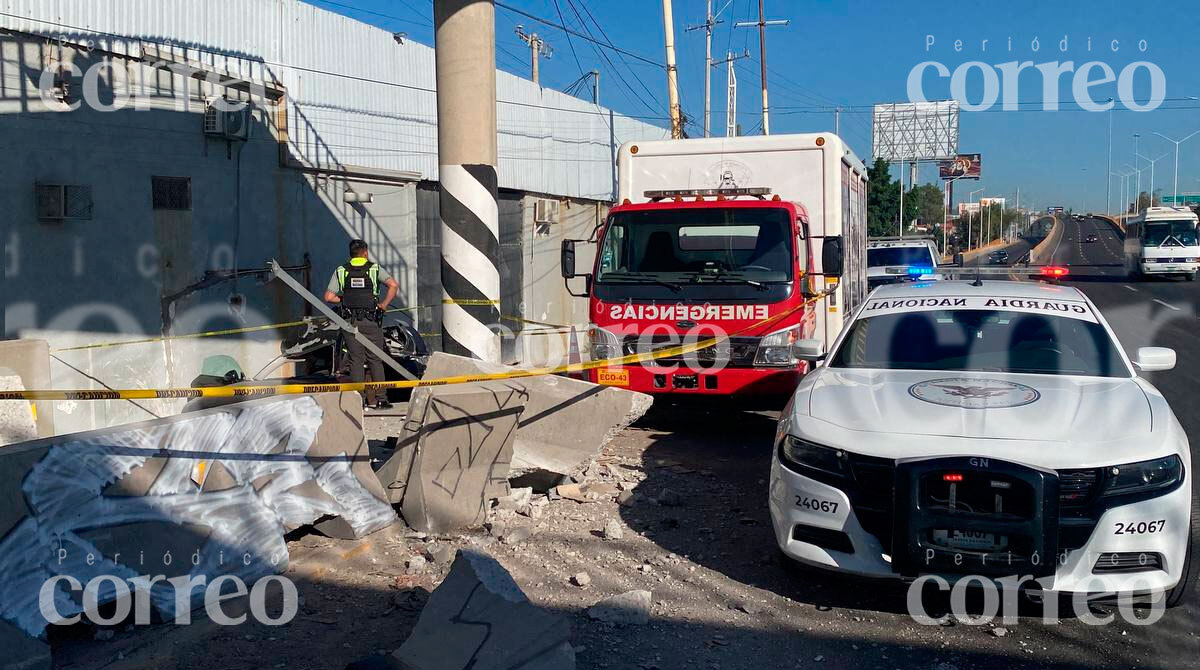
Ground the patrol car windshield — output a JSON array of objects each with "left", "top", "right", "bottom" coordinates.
[
  {"left": 829, "top": 309, "right": 1128, "bottom": 377},
  {"left": 867, "top": 247, "right": 935, "bottom": 267},
  {"left": 597, "top": 207, "right": 794, "bottom": 284}
]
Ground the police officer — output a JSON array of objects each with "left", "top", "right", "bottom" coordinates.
[{"left": 324, "top": 239, "right": 399, "bottom": 410}]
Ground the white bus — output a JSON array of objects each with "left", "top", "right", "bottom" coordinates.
[{"left": 1125, "top": 206, "right": 1200, "bottom": 280}]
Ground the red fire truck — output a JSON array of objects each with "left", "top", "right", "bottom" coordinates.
[{"left": 561, "top": 133, "right": 868, "bottom": 401}]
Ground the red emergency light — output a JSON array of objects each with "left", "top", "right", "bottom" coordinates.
[
  {"left": 1040, "top": 266, "right": 1069, "bottom": 278},
  {"left": 943, "top": 473, "right": 964, "bottom": 482}
]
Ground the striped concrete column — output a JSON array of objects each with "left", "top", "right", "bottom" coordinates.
[
  {"left": 435, "top": 0, "right": 500, "bottom": 361},
  {"left": 439, "top": 164, "right": 500, "bottom": 360}
]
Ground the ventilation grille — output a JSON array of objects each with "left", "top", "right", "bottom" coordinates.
[{"left": 152, "top": 176, "right": 192, "bottom": 211}]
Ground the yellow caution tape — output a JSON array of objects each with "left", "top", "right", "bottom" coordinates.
[
  {"left": 2, "top": 289, "right": 833, "bottom": 402},
  {"left": 443, "top": 298, "right": 501, "bottom": 306}
]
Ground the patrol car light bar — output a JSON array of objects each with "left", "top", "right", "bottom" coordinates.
[{"left": 644, "top": 187, "right": 771, "bottom": 201}]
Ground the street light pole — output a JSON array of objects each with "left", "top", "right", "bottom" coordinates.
[
  {"left": 968, "top": 187, "right": 984, "bottom": 250},
  {"left": 1136, "top": 152, "right": 1171, "bottom": 206},
  {"left": 1153, "top": 129, "right": 1200, "bottom": 204},
  {"left": 1133, "top": 133, "right": 1141, "bottom": 204}
]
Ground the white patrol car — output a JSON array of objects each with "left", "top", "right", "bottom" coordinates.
[
  {"left": 867, "top": 237, "right": 942, "bottom": 290},
  {"left": 769, "top": 279, "right": 1196, "bottom": 604}
]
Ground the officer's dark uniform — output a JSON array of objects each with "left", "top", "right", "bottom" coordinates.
[{"left": 334, "top": 258, "right": 388, "bottom": 407}]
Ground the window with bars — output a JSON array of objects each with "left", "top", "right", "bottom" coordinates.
[
  {"left": 35, "top": 184, "right": 92, "bottom": 220},
  {"left": 152, "top": 176, "right": 192, "bottom": 211}
]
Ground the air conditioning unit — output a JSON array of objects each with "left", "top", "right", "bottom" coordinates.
[
  {"left": 35, "top": 184, "right": 93, "bottom": 221},
  {"left": 533, "top": 198, "right": 560, "bottom": 224},
  {"left": 203, "top": 101, "right": 250, "bottom": 140}
]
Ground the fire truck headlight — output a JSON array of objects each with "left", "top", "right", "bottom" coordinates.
[
  {"left": 754, "top": 324, "right": 803, "bottom": 367},
  {"left": 587, "top": 325, "right": 621, "bottom": 362}
]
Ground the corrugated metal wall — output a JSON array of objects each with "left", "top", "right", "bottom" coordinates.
[{"left": 0, "top": 0, "right": 668, "bottom": 201}]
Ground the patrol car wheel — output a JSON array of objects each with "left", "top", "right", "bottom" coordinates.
[{"left": 1166, "top": 493, "right": 1200, "bottom": 608}]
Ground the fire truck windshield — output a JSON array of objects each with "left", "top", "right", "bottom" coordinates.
[{"left": 596, "top": 207, "right": 794, "bottom": 286}]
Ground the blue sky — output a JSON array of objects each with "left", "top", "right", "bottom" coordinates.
[{"left": 306, "top": 0, "right": 1200, "bottom": 212}]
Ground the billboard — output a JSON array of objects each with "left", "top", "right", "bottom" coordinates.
[
  {"left": 980, "top": 197, "right": 1005, "bottom": 208},
  {"left": 872, "top": 101, "right": 960, "bottom": 162},
  {"left": 939, "top": 153, "right": 981, "bottom": 180}
]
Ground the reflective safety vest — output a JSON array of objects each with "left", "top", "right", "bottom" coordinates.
[{"left": 336, "top": 258, "right": 380, "bottom": 310}]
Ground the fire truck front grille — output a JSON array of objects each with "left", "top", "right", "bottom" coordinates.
[{"left": 621, "top": 336, "right": 760, "bottom": 368}]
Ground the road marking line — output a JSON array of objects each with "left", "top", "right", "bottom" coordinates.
[
  {"left": 1123, "top": 285, "right": 1138, "bottom": 292},
  {"left": 1153, "top": 299, "right": 1181, "bottom": 311}
]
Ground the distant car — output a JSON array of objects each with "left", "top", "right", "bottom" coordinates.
[
  {"left": 866, "top": 237, "right": 942, "bottom": 290},
  {"left": 1086, "top": 233, "right": 1099, "bottom": 243},
  {"left": 987, "top": 250, "right": 1009, "bottom": 265}
]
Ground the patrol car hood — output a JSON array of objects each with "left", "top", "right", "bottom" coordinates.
[{"left": 806, "top": 368, "right": 1151, "bottom": 443}]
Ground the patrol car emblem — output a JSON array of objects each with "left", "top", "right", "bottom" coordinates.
[{"left": 908, "top": 378, "right": 1040, "bottom": 409}]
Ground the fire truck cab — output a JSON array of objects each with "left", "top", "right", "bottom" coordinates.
[{"left": 561, "top": 133, "right": 868, "bottom": 402}]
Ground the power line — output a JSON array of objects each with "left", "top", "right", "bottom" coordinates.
[
  {"left": 306, "top": 0, "right": 432, "bottom": 27},
  {"left": 571, "top": 0, "right": 664, "bottom": 114},
  {"left": 562, "top": 0, "right": 661, "bottom": 116},
  {"left": 493, "top": 1, "right": 664, "bottom": 68}
]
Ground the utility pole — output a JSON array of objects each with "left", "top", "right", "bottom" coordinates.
[
  {"left": 590, "top": 69, "right": 600, "bottom": 104},
  {"left": 685, "top": 0, "right": 723, "bottom": 137},
  {"left": 735, "top": 0, "right": 788, "bottom": 135},
  {"left": 834, "top": 107, "right": 840, "bottom": 136},
  {"left": 515, "top": 25, "right": 552, "bottom": 85},
  {"left": 436, "top": 0, "right": 500, "bottom": 362},
  {"left": 661, "top": 0, "right": 683, "bottom": 139},
  {"left": 712, "top": 49, "right": 748, "bottom": 138}
]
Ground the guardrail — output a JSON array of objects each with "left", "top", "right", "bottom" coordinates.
[{"left": 1028, "top": 215, "right": 1064, "bottom": 265}]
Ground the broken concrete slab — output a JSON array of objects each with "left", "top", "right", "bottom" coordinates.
[
  {"left": 390, "top": 549, "right": 574, "bottom": 670},
  {"left": 420, "top": 353, "right": 652, "bottom": 475},
  {"left": 0, "top": 392, "right": 395, "bottom": 639},
  {"left": 0, "top": 339, "right": 53, "bottom": 439},
  {"left": 0, "top": 376, "right": 37, "bottom": 448},
  {"left": 383, "top": 382, "right": 525, "bottom": 534},
  {"left": 587, "top": 590, "right": 652, "bottom": 625}
]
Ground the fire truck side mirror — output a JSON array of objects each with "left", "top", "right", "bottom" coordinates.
[
  {"left": 561, "top": 239, "right": 577, "bottom": 279},
  {"left": 821, "top": 236, "right": 844, "bottom": 278}
]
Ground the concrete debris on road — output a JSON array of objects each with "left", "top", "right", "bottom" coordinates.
[
  {"left": 571, "top": 572, "right": 591, "bottom": 587},
  {"left": 419, "top": 353, "right": 652, "bottom": 476},
  {"left": 385, "top": 549, "right": 575, "bottom": 670},
  {"left": 0, "top": 392, "right": 395, "bottom": 639},
  {"left": 383, "top": 382, "right": 524, "bottom": 533},
  {"left": 602, "top": 518, "right": 624, "bottom": 540},
  {"left": 495, "top": 486, "right": 534, "bottom": 512},
  {"left": 586, "top": 590, "right": 653, "bottom": 625},
  {"left": 0, "top": 376, "right": 37, "bottom": 448}
]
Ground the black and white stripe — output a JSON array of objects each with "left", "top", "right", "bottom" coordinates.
[{"left": 440, "top": 163, "right": 500, "bottom": 361}]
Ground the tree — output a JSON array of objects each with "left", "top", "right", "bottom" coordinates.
[
  {"left": 908, "top": 183, "right": 945, "bottom": 231},
  {"left": 866, "top": 157, "right": 899, "bottom": 238}
]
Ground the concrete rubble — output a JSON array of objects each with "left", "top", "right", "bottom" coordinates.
[
  {"left": 587, "top": 590, "right": 653, "bottom": 626},
  {"left": 418, "top": 353, "right": 653, "bottom": 476},
  {"left": 0, "top": 376, "right": 37, "bottom": 448},
  {"left": 378, "top": 382, "right": 525, "bottom": 533},
  {"left": 0, "top": 339, "right": 54, "bottom": 442},
  {"left": 0, "top": 392, "right": 395, "bottom": 640},
  {"left": 378, "top": 549, "right": 575, "bottom": 670}
]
